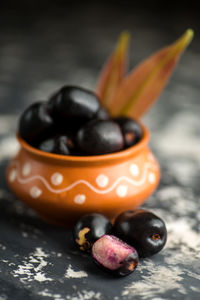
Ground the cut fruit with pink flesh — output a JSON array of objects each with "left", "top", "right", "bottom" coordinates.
[{"left": 92, "top": 235, "right": 138, "bottom": 276}]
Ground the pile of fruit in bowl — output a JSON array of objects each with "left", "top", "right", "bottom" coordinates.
[
  {"left": 6, "top": 29, "right": 193, "bottom": 227},
  {"left": 19, "top": 86, "right": 143, "bottom": 156}
]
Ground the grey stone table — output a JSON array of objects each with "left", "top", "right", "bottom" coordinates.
[{"left": 0, "top": 2, "right": 200, "bottom": 299}]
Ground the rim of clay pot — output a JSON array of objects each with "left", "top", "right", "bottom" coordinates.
[{"left": 16, "top": 123, "right": 150, "bottom": 165}]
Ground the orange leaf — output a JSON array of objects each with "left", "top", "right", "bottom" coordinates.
[
  {"left": 96, "top": 31, "right": 130, "bottom": 110},
  {"left": 109, "top": 29, "right": 194, "bottom": 119}
]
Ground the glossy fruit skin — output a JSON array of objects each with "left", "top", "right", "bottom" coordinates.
[
  {"left": 19, "top": 102, "right": 53, "bottom": 145},
  {"left": 76, "top": 119, "right": 124, "bottom": 155},
  {"left": 113, "top": 209, "right": 167, "bottom": 257},
  {"left": 49, "top": 86, "right": 100, "bottom": 123},
  {"left": 114, "top": 117, "right": 143, "bottom": 148},
  {"left": 73, "top": 213, "right": 112, "bottom": 251},
  {"left": 39, "top": 135, "right": 73, "bottom": 155},
  {"left": 92, "top": 235, "right": 139, "bottom": 276}
]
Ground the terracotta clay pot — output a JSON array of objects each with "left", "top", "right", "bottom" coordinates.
[{"left": 6, "top": 124, "right": 160, "bottom": 226}]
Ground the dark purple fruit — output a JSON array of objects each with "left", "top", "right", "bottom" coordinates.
[
  {"left": 114, "top": 117, "right": 142, "bottom": 148},
  {"left": 49, "top": 86, "right": 100, "bottom": 123},
  {"left": 113, "top": 209, "right": 167, "bottom": 257},
  {"left": 39, "top": 135, "right": 73, "bottom": 155},
  {"left": 73, "top": 213, "right": 112, "bottom": 251},
  {"left": 19, "top": 102, "right": 53, "bottom": 145},
  {"left": 92, "top": 235, "right": 138, "bottom": 276},
  {"left": 76, "top": 119, "right": 124, "bottom": 155}
]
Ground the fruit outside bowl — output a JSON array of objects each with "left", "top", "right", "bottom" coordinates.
[{"left": 6, "top": 123, "right": 160, "bottom": 227}]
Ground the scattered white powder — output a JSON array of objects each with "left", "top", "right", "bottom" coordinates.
[
  {"left": 38, "top": 289, "right": 101, "bottom": 300},
  {"left": 66, "top": 290, "right": 102, "bottom": 300},
  {"left": 65, "top": 264, "right": 88, "bottom": 279},
  {"left": 156, "top": 185, "right": 197, "bottom": 216},
  {"left": 190, "top": 286, "right": 200, "bottom": 293},
  {"left": 37, "top": 290, "right": 54, "bottom": 297},
  {"left": 186, "top": 271, "right": 200, "bottom": 281},
  {"left": 122, "top": 260, "right": 186, "bottom": 299},
  {"left": 164, "top": 218, "right": 200, "bottom": 274},
  {"left": 166, "top": 219, "right": 200, "bottom": 251},
  {"left": 37, "top": 289, "right": 64, "bottom": 300},
  {"left": 12, "top": 247, "right": 53, "bottom": 283},
  {"left": 8, "top": 263, "right": 15, "bottom": 267},
  {"left": 13, "top": 263, "right": 34, "bottom": 281},
  {"left": 34, "top": 272, "right": 52, "bottom": 282}
]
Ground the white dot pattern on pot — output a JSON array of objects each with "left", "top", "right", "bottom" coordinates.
[
  {"left": 22, "top": 163, "right": 31, "bottom": 176},
  {"left": 129, "top": 164, "right": 139, "bottom": 176},
  {"left": 9, "top": 169, "right": 17, "bottom": 182},
  {"left": 96, "top": 174, "right": 109, "bottom": 188},
  {"left": 51, "top": 172, "right": 63, "bottom": 186},
  {"left": 116, "top": 185, "right": 128, "bottom": 197},
  {"left": 8, "top": 160, "right": 158, "bottom": 198},
  {"left": 30, "top": 186, "right": 42, "bottom": 198},
  {"left": 74, "top": 194, "right": 86, "bottom": 204}
]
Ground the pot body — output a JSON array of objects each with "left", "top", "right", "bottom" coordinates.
[{"left": 6, "top": 125, "right": 160, "bottom": 226}]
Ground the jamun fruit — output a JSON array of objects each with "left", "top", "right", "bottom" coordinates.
[
  {"left": 76, "top": 119, "right": 124, "bottom": 155},
  {"left": 19, "top": 102, "right": 53, "bottom": 145},
  {"left": 73, "top": 213, "right": 112, "bottom": 251},
  {"left": 92, "top": 235, "right": 139, "bottom": 276},
  {"left": 49, "top": 86, "right": 100, "bottom": 122},
  {"left": 114, "top": 117, "right": 142, "bottom": 148},
  {"left": 113, "top": 209, "right": 167, "bottom": 257}
]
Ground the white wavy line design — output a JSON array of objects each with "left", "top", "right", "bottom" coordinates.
[{"left": 9, "top": 160, "right": 158, "bottom": 195}]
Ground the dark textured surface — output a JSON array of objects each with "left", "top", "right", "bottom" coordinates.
[{"left": 0, "top": 2, "right": 200, "bottom": 299}]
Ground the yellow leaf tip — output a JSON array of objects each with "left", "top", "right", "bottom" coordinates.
[
  {"left": 184, "top": 28, "right": 194, "bottom": 42},
  {"left": 180, "top": 28, "right": 194, "bottom": 48},
  {"left": 186, "top": 28, "right": 194, "bottom": 36},
  {"left": 173, "top": 28, "right": 194, "bottom": 53}
]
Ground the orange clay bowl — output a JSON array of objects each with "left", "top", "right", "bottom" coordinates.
[{"left": 6, "top": 123, "right": 160, "bottom": 227}]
